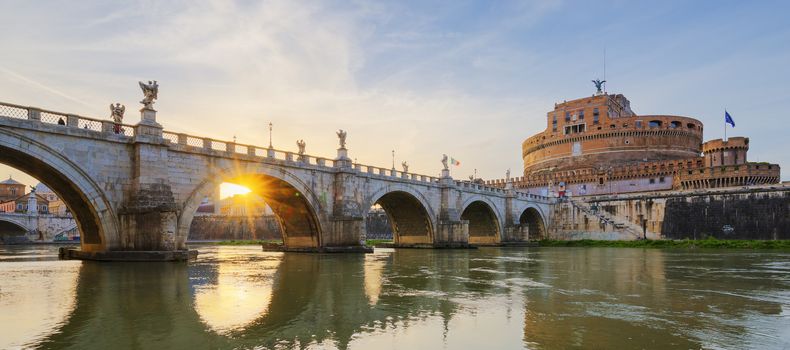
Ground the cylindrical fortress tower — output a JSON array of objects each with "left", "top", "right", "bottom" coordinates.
[
  {"left": 522, "top": 94, "right": 704, "bottom": 175},
  {"left": 702, "top": 137, "right": 749, "bottom": 167}
]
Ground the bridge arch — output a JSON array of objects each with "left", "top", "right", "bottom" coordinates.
[
  {"left": 0, "top": 129, "right": 116, "bottom": 251},
  {"left": 460, "top": 197, "right": 502, "bottom": 245},
  {"left": 365, "top": 186, "right": 436, "bottom": 246},
  {"left": 0, "top": 217, "right": 29, "bottom": 240},
  {"left": 178, "top": 165, "right": 327, "bottom": 250},
  {"left": 519, "top": 205, "right": 547, "bottom": 240}
]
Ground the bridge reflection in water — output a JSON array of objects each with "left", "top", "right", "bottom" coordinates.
[{"left": 3, "top": 246, "right": 787, "bottom": 349}]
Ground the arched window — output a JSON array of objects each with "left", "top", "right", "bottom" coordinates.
[
  {"left": 649, "top": 120, "right": 662, "bottom": 128},
  {"left": 670, "top": 121, "right": 681, "bottom": 128}
]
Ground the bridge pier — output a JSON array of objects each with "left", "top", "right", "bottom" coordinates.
[
  {"left": 434, "top": 173, "right": 472, "bottom": 248},
  {"left": 325, "top": 149, "right": 372, "bottom": 253}
]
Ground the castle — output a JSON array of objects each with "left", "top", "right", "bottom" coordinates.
[{"left": 488, "top": 90, "right": 781, "bottom": 196}]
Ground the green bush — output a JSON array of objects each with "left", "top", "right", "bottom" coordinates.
[{"left": 537, "top": 238, "right": 790, "bottom": 249}]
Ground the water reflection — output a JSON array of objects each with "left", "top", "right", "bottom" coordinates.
[
  {"left": 0, "top": 246, "right": 787, "bottom": 349},
  {"left": 192, "top": 246, "right": 278, "bottom": 334},
  {"left": 0, "top": 246, "right": 80, "bottom": 349}
]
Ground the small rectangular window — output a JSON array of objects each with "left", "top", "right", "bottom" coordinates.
[
  {"left": 659, "top": 177, "right": 665, "bottom": 183},
  {"left": 578, "top": 110, "right": 584, "bottom": 119},
  {"left": 635, "top": 120, "right": 643, "bottom": 129},
  {"left": 565, "top": 112, "right": 570, "bottom": 122},
  {"left": 649, "top": 178, "right": 656, "bottom": 184}
]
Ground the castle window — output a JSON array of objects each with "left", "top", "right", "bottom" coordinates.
[
  {"left": 649, "top": 120, "right": 662, "bottom": 128},
  {"left": 599, "top": 177, "right": 604, "bottom": 185},
  {"left": 17, "top": 204, "right": 23, "bottom": 211},
  {"left": 623, "top": 123, "right": 629, "bottom": 128},
  {"left": 565, "top": 112, "right": 570, "bottom": 122},
  {"left": 687, "top": 123, "right": 695, "bottom": 129},
  {"left": 659, "top": 177, "right": 665, "bottom": 183},
  {"left": 650, "top": 178, "right": 655, "bottom": 184},
  {"left": 635, "top": 120, "right": 643, "bottom": 129},
  {"left": 610, "top": 124, "right": 616, "bottom": 129},
  {"left": 593, "top": 108, "right": 599, "bottom": 124},
  {"left": 579, "top": 110, "right": 584, "bottom": 120},
  {"left": 670, "top": 121, "right": 681, "bottom": 128}
]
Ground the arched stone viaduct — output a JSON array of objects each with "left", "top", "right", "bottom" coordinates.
[
  {"left": 0, "top": 212, "right": 76, "bottom": 242},
  {"left": 0, "top": 101, "right": 553, "bottom": 259}
]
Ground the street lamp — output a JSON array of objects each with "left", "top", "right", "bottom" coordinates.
[{"left": 268, "top": 122, "right": 273, "bottom": 149}]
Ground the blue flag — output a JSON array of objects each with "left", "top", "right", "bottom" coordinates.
[{"left": 725, "top": 110, "right": 735, "bottom": 127}]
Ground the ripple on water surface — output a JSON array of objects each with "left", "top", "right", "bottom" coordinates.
[{"left": 0, "top": 245, "right": 787, "bottom": 349}]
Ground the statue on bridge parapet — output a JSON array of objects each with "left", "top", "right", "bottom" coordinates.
[
  {"left": 401, "top": 161, "right": 409, "bottom": 173},
  {"left": 440, "top": 154, "right": 450, "bottom": 178},
  {"left": 336, "top": 129, "right": 347, "bottom": 149},
  {"left": 110, "top": 103, "right": 125, "bottom": 134},
  {"left": 334, "top": 129, "right": 351, "bottom": 166},
  {"left": 296, "top": 139, "right": 306, "bottom": 155},
  {"left": 138, "top": 80, "right": 161, "bottom": 127},
  {"left": 506, "top": 168, "right": 511, "bottom": 182},
  {"left": 139, "top": 81, "right": 159, "bottom": 109}
]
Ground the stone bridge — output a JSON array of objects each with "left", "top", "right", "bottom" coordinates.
[
  {"left": 0, "top": 99, "right": 552, "bottom": 260},
  {"left": 0, "top": 211, "right": 76, "bottom": 242}
]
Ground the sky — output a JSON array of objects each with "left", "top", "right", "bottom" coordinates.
[{"left": 1, "top": 0, "right": 789, "bottom": 187}]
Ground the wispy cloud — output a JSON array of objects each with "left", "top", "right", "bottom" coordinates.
[{"left": 0, "top": 0, "right": 788, "bottom": 185}]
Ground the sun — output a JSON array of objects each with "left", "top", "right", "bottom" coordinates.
[{"left": 219, "top": 182, "right": 252, "bottom": 199}]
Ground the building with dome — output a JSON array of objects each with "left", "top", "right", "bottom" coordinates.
[{"left": 0, "top": 176, "right": 25, "bottom": 203}]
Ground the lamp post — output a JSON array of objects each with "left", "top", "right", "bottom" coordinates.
[
  {"left": 391, "top": 150, "right": 395, "bottom": 170},
  {"left": 268, "top": 122, "right": 273, "bottom": 149}
]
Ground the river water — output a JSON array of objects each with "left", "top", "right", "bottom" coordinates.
[{"left": 0, "top": 245, "right": 788, "bottom": 349}]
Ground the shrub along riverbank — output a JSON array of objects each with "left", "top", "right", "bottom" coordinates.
[{"left": 537, "top": 238, "right": 790, "bottom": 249}]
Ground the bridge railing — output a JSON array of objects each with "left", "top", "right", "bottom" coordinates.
[
  {"left": 163, "top": 131, "right": 340, "bottom": 168},
  {"left": 161, "top": 130, "right": 452, "bottom": 183},
  {"left": 0, "top": 101, "right": 136, "bottom": 137}
]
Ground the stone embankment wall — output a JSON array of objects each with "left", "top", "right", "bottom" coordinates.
[
  {"left": 188, "top": 215, "right": 282, "bottom": 241},
  {"left": 551, "top": 185, "right": 789, "bottom": 240},
  {"left": 188, "top": 214, "right": 394, "bottom": 241}
]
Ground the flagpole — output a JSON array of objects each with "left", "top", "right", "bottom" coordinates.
[{"left": 724, "top": 109, "right": 727, "bottom": 141}]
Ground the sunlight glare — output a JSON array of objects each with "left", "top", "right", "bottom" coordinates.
[{"left": 220, "top": 182, "right": 251, "bottom": 199}]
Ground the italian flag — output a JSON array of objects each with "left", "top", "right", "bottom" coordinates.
[{"left": 450, "top": 157, "right": 460, "bottom": 166}]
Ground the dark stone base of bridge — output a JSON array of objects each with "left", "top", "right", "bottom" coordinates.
[{"left": 59, "top": 248, "right": 198, "bottom": 262}]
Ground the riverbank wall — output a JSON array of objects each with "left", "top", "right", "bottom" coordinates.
[
  {"left": 187, "top": 214, "right": 394, "bottom": 241},
  {"left": 549, "top": 184, "right": 790, "bottom": 240}
]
